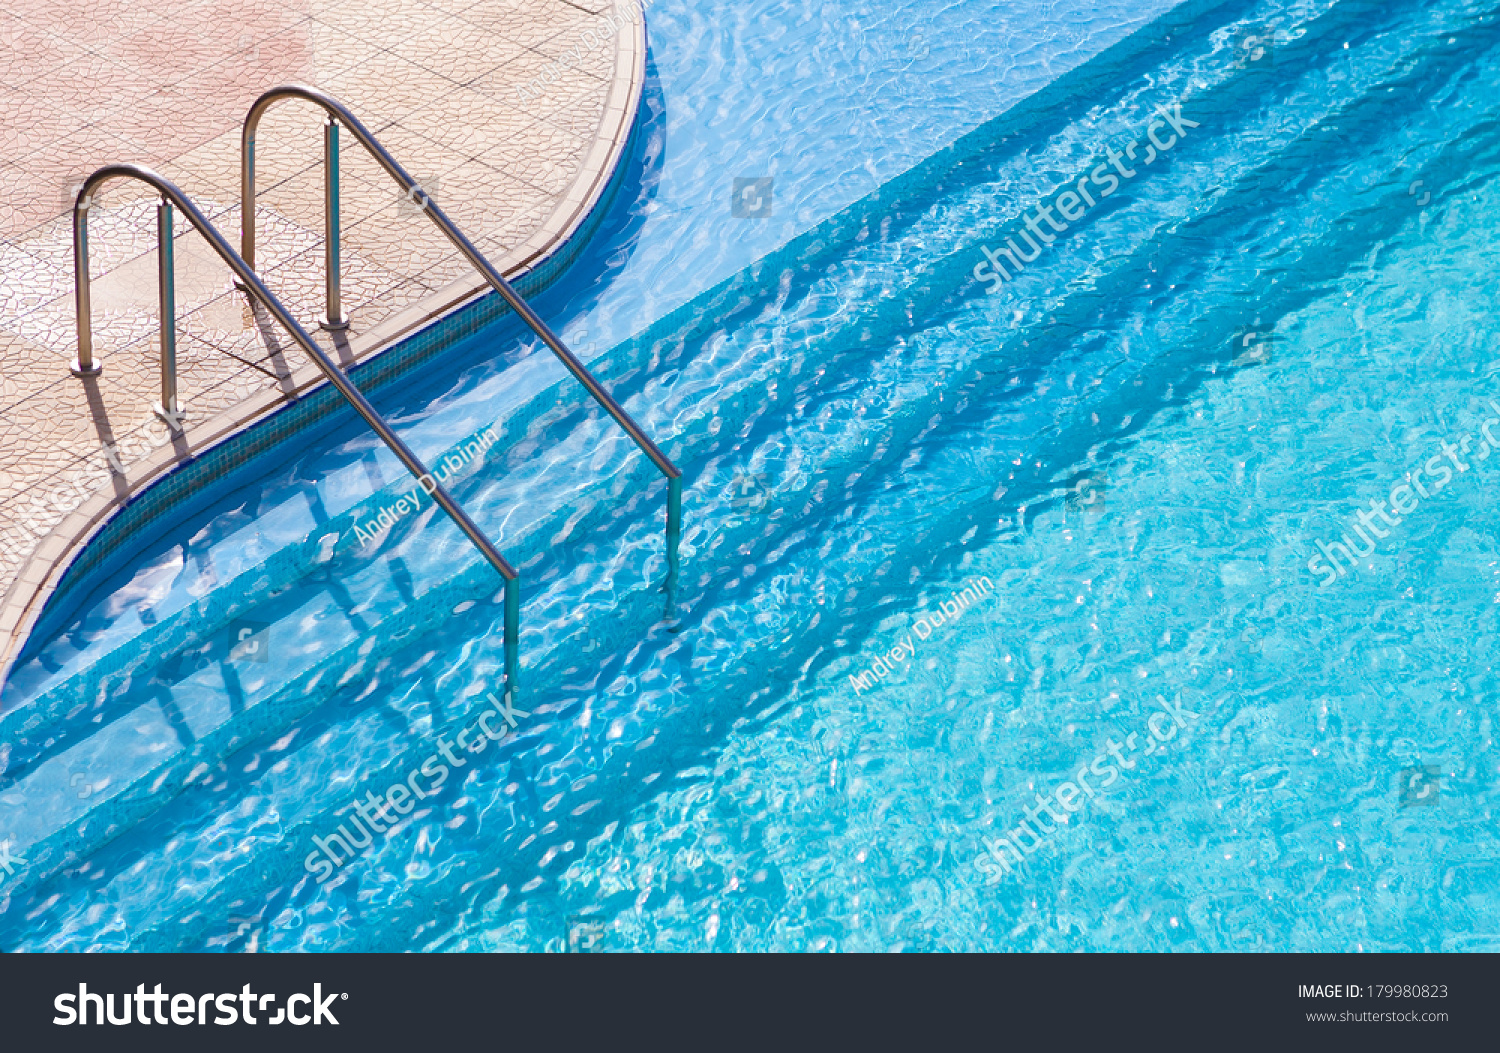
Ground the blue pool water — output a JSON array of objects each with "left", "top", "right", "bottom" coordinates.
[{"left": 5, "top": 0, "right": 1500, "bottom": 952}]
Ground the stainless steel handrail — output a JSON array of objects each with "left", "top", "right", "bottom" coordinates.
[
  {"left": 69, "top": 164, "right": 521, "bottom": 701},
  {"left": 241, "top": 84, "right": 683, "bottom": 609}
]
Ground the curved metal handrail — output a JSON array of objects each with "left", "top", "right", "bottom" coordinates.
[
  {"left": 242, "top": 84, "right": 683, "bottom": 609},
  {"left": 70, "top": 163, "right": 521, "bottom": 700}
]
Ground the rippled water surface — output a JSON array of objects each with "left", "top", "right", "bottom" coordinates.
[{"left": 7, "top": 0, "right": 1500, "bottom": 953}]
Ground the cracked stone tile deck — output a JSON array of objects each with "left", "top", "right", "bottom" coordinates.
[{"left": 0, "top": 0, "right": 648, "bottom": 675}]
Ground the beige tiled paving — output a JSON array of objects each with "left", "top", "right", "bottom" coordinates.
[{"left": 0, "top": 0, "right": 648, "bottom": 674}]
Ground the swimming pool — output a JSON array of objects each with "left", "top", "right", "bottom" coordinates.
[{"left": 5, "top": 0, "right": 1499, "bottom": 952}]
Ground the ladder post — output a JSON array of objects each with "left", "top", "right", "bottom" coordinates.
[
  {"left": 665, "top": 475, "right": 682, "bottom": 617},
  {"left": 323, "top": 117, "right": 349, "bottom": 331},
  {"left": 154, "top": 197, "right": 182, "bottom": 429},
  {"left": 70, "top": 190, "right": 101, "bottom": 377},
  {"left": 504, "top": 575, "right": 521, "bottom": 709},
  {"left": 241, "top": 130, "right": 256, "bottom": 270}
]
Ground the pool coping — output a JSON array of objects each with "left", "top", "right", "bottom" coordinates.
[{"left": 0, "top": 13, "right": 649, "bottom": 687}]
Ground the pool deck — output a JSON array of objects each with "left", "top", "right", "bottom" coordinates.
[{"left": 0, "top": 0, "right": 646, "bottom": 675}]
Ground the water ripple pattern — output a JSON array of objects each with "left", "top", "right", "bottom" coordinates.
[{"left": 6, "top": 0, "right": 1499, "bottom": 954}]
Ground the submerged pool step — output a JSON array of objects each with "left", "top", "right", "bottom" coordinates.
[
  {"left": 0, "top": 329, "right": 686, "bottom": 772},
  {"left": 72, "top": 405, "right": 957, "bottom": 950},
  {"left": 0, "top": 403, "right": 679, "bottom": 901},
  {"left": 1, "top": 245, "right": 1083, "bottom": 945},
  {"left": 0, "top": 409, "right": 703, "bottom": 948},
  {"left": 13, "top": 571, "right": 672, "bottom": 951}
]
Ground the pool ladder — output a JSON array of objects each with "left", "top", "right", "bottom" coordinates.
[{"left": 66, "top": 86, "right": 684, "bottom": 707}]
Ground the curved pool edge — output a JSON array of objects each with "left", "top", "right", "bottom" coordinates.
[{"left": 0, "top": 15, "right": 649, "bottom": 690}]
